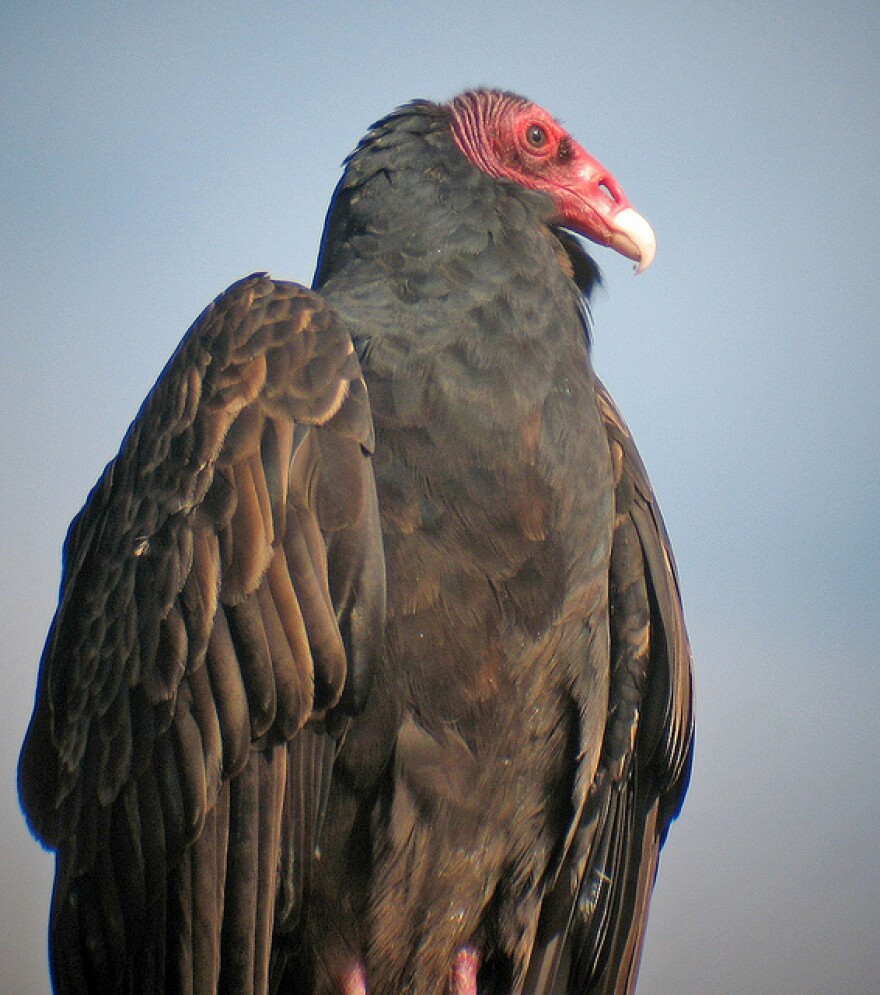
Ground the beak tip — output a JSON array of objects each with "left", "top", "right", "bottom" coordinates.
[
  {"left": 634, "top": 246, "right": 655, "bottom": 275},
  {"left": 614, "top": 206, "right": 657, "bottom": 274}
]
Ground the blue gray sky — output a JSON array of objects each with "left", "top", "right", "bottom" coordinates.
[{"left": 2, "top": 4, "right": 878, "bottom": 992}]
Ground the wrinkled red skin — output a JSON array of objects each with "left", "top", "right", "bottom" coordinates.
[{"left": 446, "top": 90, "right": 652, "bottom": 267}]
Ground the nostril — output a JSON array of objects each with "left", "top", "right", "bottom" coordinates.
[{"left": 598, "top": 180, "right": 618, "bottom": 203}]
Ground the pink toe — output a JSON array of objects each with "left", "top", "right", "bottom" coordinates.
[
  {"left": 450, "top": 945, "right": 480, "bottom": 995},
  {"left": 341, "top": 960, "right": 368, "bottom": 995}
]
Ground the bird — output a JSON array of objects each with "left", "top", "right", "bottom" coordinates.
[{"left": 19, "top": 89, "right": 693, "bottom": 995}]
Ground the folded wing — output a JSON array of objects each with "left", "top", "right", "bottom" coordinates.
[
  {"left": 526, "top": 380, "right": 693, "bottom": 995},
  {"left": 18, "top": 274, "right": 386, "bottom": 994}
]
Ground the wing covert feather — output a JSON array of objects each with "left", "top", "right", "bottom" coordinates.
[{"left": 18, "top": 273, "right": 386, "bottom": 994}]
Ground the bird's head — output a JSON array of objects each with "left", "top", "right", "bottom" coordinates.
[{"left": 446, "top": 89, "right": 656, "bottom": 273}]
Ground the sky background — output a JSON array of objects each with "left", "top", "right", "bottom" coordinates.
[{"left": 2, "top": 3, "right": 878, "bottom": 993}]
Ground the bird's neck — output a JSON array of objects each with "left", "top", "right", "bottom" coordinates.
[{"left": 314, "top": 120, "right": 594, "bottom": 363}]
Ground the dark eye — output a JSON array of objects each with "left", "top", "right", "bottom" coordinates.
[{"left": 525, "top": 124, "right": 547, "bottom": 148}]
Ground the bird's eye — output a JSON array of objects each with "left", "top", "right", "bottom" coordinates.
[{"left": 525, "top": 124, "right": 548, "bottom": 148}]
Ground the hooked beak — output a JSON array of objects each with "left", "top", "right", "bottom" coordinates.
[
  {"left": 559, "top": 157, "right": 657, "bottom": 274},
  {"left": 606, "top": 206, "right": 657, "bottom": 274}
]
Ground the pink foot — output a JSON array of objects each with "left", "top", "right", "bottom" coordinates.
[
  {"left": 340, "top": 960, "right": 368, "bottom": 995},
  {"left": 450, "top": 945, "right": 480, "bottom": 995}
]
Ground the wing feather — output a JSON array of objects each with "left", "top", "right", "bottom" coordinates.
[
  {"left": 18, "top": 273, "right": 386, "bottom": 994},
  {"left": 526, "top": 380, "right": 694, "bottom": 995}
]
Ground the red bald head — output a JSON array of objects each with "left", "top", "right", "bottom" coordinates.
[{"left": 446, "top": 90, "right": 656, "bottom": 273}]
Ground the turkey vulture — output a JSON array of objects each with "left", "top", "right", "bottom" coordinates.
[{"left": 19, "top": 89, "right": 693, "bottom": 995}]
